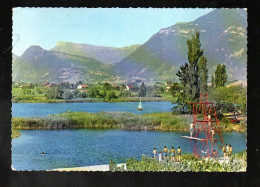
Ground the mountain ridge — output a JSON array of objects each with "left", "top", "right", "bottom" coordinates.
[
  {"left": 12, "top": 9, "right": 247, "bottom": 83},
  {"left": 114, "top": 8, "right": 247, "bottom": 82},
  {"left": 51, "top": 42, "right": 141, "bottom": 64},
  {"left": 13, "top": 45, "right": 117, "bottom": 83}
]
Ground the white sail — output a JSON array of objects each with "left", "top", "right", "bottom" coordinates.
[{"left": 138, "top": 98, "right": 143, "bottom": 109}]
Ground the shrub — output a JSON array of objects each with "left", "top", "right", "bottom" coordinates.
[
  {"left": 77, "top": 91, "right": 87, "bottom": 98},
  {"left": 63, "top": 90, "right": 74, "bottom": 100},
  {"left": 110, "top": 154, "right": 246, "bottom": 172}
]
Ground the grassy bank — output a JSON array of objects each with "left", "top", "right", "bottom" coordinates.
[
  {"left": 12, "top": 97, "right": 105, "bottom": 103},
  {"left": 12, "top": 112, "right": 191, "bottom": 131},
  {"left": 218, "top": 117, "right": 247, "bottom": 132},
  {"left": 12, "top": 112, "right": 245, "bottom": 132},
  {"left": 12, "top": 129, "right": 21, "bottom": 138},
  {"left": 12, "top": 97, "right": 174, "bottom": 103},
  {"left": 110, "top": 151, "right": 247, "bottom": 172}
]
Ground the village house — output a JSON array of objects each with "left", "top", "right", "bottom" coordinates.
[
  {"left": 124, "top": 84, "right": 134, "bottom": 91},
  {"left": 124, "top": 84, "right": 139, "bottom": 91},
  {"left": 77, "top": 84, "right": 88, "bottom": 89}
]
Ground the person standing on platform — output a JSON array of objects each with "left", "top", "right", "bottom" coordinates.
[
  {"left": 190, "top": 122, "right": 195, "bottom": 137},
  {"left": 211, "top": 129, "right": 215, "bottom": 140},
  {"left": 208, "top": 114, "right": 211, "bottom": 127}
]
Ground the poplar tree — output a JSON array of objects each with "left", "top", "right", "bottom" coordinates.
[
  {"left": 186, "top": 31, "right": 203, "bottom": 102},
  {"left": 138, "top": 82, "right": 147, "bottom": 97},
  {"left": 176, "top": 31, "right": 206, "bottom": 104},
  {"left": 198, "top": 56, "right": 208, "bottom": 94},
  {"left": 215, "top": 64, "right": 227, "bottom": 87},
  {"left": 211, "top": 73, "right": 215, "bottom": 87}
]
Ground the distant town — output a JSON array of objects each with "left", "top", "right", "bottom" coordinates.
[{"left": 12, "top": 80, "right": 177, "bottom": 103}]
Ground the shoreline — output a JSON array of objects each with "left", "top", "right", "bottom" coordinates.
[
  {"left": 12, "top": 99, "right": 173, "bottom": 104},
  {"left": 12, "top": 96, "right": 175, "bottom": 103},
  {"left": 46, "top": 154, "right": 246, "bottom": 172},
  {"left": 49, "top": 163, "right": 126, "bottom": 171}
]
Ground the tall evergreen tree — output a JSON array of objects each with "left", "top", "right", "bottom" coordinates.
[
  {"left": 176, "top": 63, "right": 189, "bottom": 86},
  {"left": 211, "top": 73, "right": 215, "bottom": 87},
  {"left": 176, "top": 31, "right": 205, "bottom": 105},
  {"left": 215, "top": 64, "right": 227, "bottom": 87},
  {"left": 198, "top": 56, "right": 208, "bottom": 94},
  {"left": 138, "top": 82, "right": 147, "bottom": 97},
  {"left": 186, "top": 32, "right": 203, "bottom": 101}
]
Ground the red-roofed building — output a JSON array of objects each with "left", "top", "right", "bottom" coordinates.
[
  {"left": 125, "top": 84, "right": 134, "bottom": 91},
  {"left": 77, "top": 84, "right": 88, "bottom": 89}
]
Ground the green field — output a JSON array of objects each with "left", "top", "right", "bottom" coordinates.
[{"left": 12, "top": 86, "right": 175, "bottom": 103}]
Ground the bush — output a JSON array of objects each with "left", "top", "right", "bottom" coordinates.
[
  {"left": 105, "top": 91, "right": 118, "bottom": 101},
  {"left": 45, "top": 87, "right": 63, "bottom": 99},
  {"left": 63, "top": 90, "right": 74, "bottom": 100},
  {"left": 110, "top": 154, "right": 246, "bottom": 172},
  {"left": 88, "top": 87, "right": 100, "bottom": 98},
  {"left": 77, "top": 91, "right": 87, "bottom": 98},
  {"left": 208, "top": 86, "right": 247, "bottom": 115}
]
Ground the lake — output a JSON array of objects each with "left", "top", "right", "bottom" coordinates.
[
  {"left": 12, "top": 102, "right": 175, "bottom": 117},
  {"left": 12, "top": 129, "right": 246, "bottom": 170}
]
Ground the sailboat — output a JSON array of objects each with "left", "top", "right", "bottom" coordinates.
[{"left": 137, "top": 98, "right": 143, "bottom": 111}]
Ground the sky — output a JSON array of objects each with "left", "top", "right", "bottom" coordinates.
[{"left": 13, "top": 8, "right": 213, "bottom": 56}]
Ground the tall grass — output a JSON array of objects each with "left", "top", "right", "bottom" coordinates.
[
  {"left": 11, "top": 129, "right": 21, "bottom": 138},
  {"left": 12, "top": 112, "right": 191, "bottom": 131},
  {"left": 12, "top": 111, "right": 245, "bottom": 132}
]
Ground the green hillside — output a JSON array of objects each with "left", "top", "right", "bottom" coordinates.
[
  {"left": 12, "top": 46, "right": 116, "bottom": 83},
  {"left": 51, "top": 42, "right": 141, "bottom": 64},
  {"left": 115, "top": 9, "right": 247, "bottom": 82},
  {"left": 12, "top": 9, "right": 247, "bottom": 84}
]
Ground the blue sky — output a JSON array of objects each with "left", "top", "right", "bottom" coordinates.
[{"left": 13, "top": 8, "right": 213, "bottom": 56}]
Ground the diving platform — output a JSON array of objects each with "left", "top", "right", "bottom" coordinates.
[{"left": 181, "top": 136, "right": 205, "bottom": 141}]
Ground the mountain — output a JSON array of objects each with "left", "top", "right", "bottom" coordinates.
[
  {"left": 114, "top": 9, "right": 247, "bottom": 82},
  {"left": 12, "top": 9, "right": 247, "bottom": 84},
  {"left": 12, "top": 45, "right": 116, "bottom": 83},
  {"left": 51, "top": 42, "right": 141, "bottom": 64},
  {"left": 12, "top": 54, "right": 19, "bottom": 61}
]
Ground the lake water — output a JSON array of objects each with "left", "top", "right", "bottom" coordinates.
[
  {"left": 12, "top": 129, "right": 246, "bottom": 170},
  {"left": 12, "top": 102, "right": 175, "bottom": 117}
]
